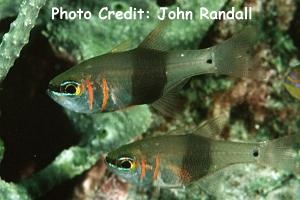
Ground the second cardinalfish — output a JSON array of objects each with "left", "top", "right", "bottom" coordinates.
[
  {"left": 284, "top": 66, "right": 300, "bottom": 100},
  {"left": 105, "top": 117, "right": 300, "bottom": 188},
  {"left": 48, "top": 23, "right": 262, "bottom": 114}
]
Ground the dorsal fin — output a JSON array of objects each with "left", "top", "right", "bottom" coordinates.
[
  {"left": 138, "top": 20, "right": 171, "bottom": 51},
  {"left": 110, "top": 40, "right": 132, "bottom": 53},
  {"left": 193, "top": 114, "right": 228, "bottom": 138}
]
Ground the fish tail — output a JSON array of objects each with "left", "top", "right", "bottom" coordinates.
[
  {"left": 258, "top": 135, "right": 300, "bottom": 174},
  {"left": 213, "top": 26, "right": 264, "bottom": 79}
]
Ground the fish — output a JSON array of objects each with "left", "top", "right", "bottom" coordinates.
[
  {"left": 284, "top": 66, "right": 300, "bottom": 100},
  {"left": 105, "top": 117, "right": 300, "bottom": 188},
  {"left": 47, "top": 22, "right": 262, "bottom": 115}
]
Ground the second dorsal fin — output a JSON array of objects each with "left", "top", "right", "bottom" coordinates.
[
  {"left": 193, "top": 114, "right": 228, "bottom": 138},
  {"left": 110, "top": 40, "right": 132, "bottom": 53},
  {"left": 138, "top": 20, "right": 171, "bottom": 51}
]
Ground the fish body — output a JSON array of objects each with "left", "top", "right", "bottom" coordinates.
[
  {"left": 48, "top": 24, "right": 260, "bottom": 114},
  {"left": 105, "top": 119, "right": 300, "bottom": 188},
  {"left": 284, "top": 67, "right": 300, "bottom": 100},
  {"left": 48, "top": 48, "right": 167, "bottom": 113}
]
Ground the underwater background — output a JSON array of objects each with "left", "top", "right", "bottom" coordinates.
[{"left": 0, "top": 0, "right": 300, "bottom": 199}]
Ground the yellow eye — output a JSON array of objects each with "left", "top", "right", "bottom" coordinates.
[
  {"left": 61, "top": 82, "right": 82, "bottom": 95},
  {"left": 118, "top": 158, "right": 136, "bottom": 170}
]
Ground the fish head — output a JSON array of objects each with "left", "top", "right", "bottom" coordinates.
[
  {"left": 105, "top": 143, "right": 153, "bottom": 185},
  {"left": 47, "top": 67, "right": 93, "bottom": 113},
  {"left": 284, "top": 67, "right": 300, "bottom": 100}
]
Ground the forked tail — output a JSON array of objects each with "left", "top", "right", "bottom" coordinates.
[
  {"left": 257, "top": 134, "right": 300, "bottom": 174},
  {"left": 213, "top": 26, "right": 264, "bottom": 79}
]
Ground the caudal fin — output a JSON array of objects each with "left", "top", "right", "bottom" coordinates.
[
  {"left": 258, "top": 134, "right": 300, "bottom": 174},
  {"left": 213, "top": 26, "right": 264, "bottom": 80}
]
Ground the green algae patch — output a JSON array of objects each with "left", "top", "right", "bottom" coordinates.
[
  {"left": 43, "top": 0, "right": 226, "bottom": 61},
  {"left": 0, "top": 0, "right": 46, "bottom": 82},
  {"left": 0, "top": 179, "right": 31, "bottom": 200}
]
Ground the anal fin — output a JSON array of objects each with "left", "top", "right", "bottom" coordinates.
[{"left": 151, "top": 91, "right": 185, "bottom": 118}]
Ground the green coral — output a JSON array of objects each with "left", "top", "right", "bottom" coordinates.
[
  {"left": 42, "top": 0, "right": 226, "bottom": 61},
  {"left": 0, "top": 0, "right": 46, "bottom": 81},
  {"left": 0, "top": 179, "right": 30, "bottom": 200}
]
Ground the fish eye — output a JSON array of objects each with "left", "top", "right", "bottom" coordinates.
[
  {"left": 60, "top": 81, "right": 81, "bottom": 95},
  {"left": 117, "top": 157, "right": 135, "bottom": 170},
  {"left": 120, "top": 160, "right": 132, "bottom": 169},
  {"left": 65, "top": 84, "right": 77, "bottom": 94}
]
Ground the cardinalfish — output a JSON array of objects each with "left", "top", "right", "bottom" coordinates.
[
  {"left": 48, "top": 22, "right": 262, "bottom": 114},
  {"left": 105, "top": 117, "right": 300, "bottom": 188},
  {"left": 284, "top": 66, "right": 300, "bottom": 100}
]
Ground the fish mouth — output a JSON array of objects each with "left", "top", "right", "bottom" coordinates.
[
  {"left": 48, "top": 84, "right": 61, "bottom": 93},
  {"left": 47, "top": 84, "right": 63, "bottom": 100},
  {"left": 46, "top": 87, "right": 63, "bottom": 101},
  {"left": 46, "top": 88, "right": 57, "bottom": 99}
]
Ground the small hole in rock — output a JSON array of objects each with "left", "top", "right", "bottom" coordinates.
[
  {"left": 113, "top": 3, "right": 124, "bottom": 11},
  {"left": 253, "top": 149, "right": 259, "bottom": 157},
  {"left": 206, "top": 59, "right": 212, "bottom": 64},
  {"left": 157, "top": 0, "right": 176, "bottom": 7}
]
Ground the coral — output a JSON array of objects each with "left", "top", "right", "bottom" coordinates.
[
  {"left": 0, "top": 0, "right": 46, "bottom": 81},
  {"left": 0, "top": 0, "right": 21, "bottom": 20},
  {"left": 0, "top": 179, "right": 30, "bottom": 200}
]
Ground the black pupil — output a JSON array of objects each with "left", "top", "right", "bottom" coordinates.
[
  {"left": 65, "top": 84, "right": 76, "bottom": 94},
  {"left": 120, "top": 160, "right": 131, "bottom": 169}
]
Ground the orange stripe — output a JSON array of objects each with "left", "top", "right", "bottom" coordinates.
[
  {"left": 85, "top": 79, "right": 93, "bottom": 111},
  {"left": 140, "top": 159, "right": 146, "bottom": 180},
  {"left": 101, "top": 78, "right": 109, "bottom": 111},
  {"left": 152, "top": 154, "right": 160, "bottom": 180}
]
